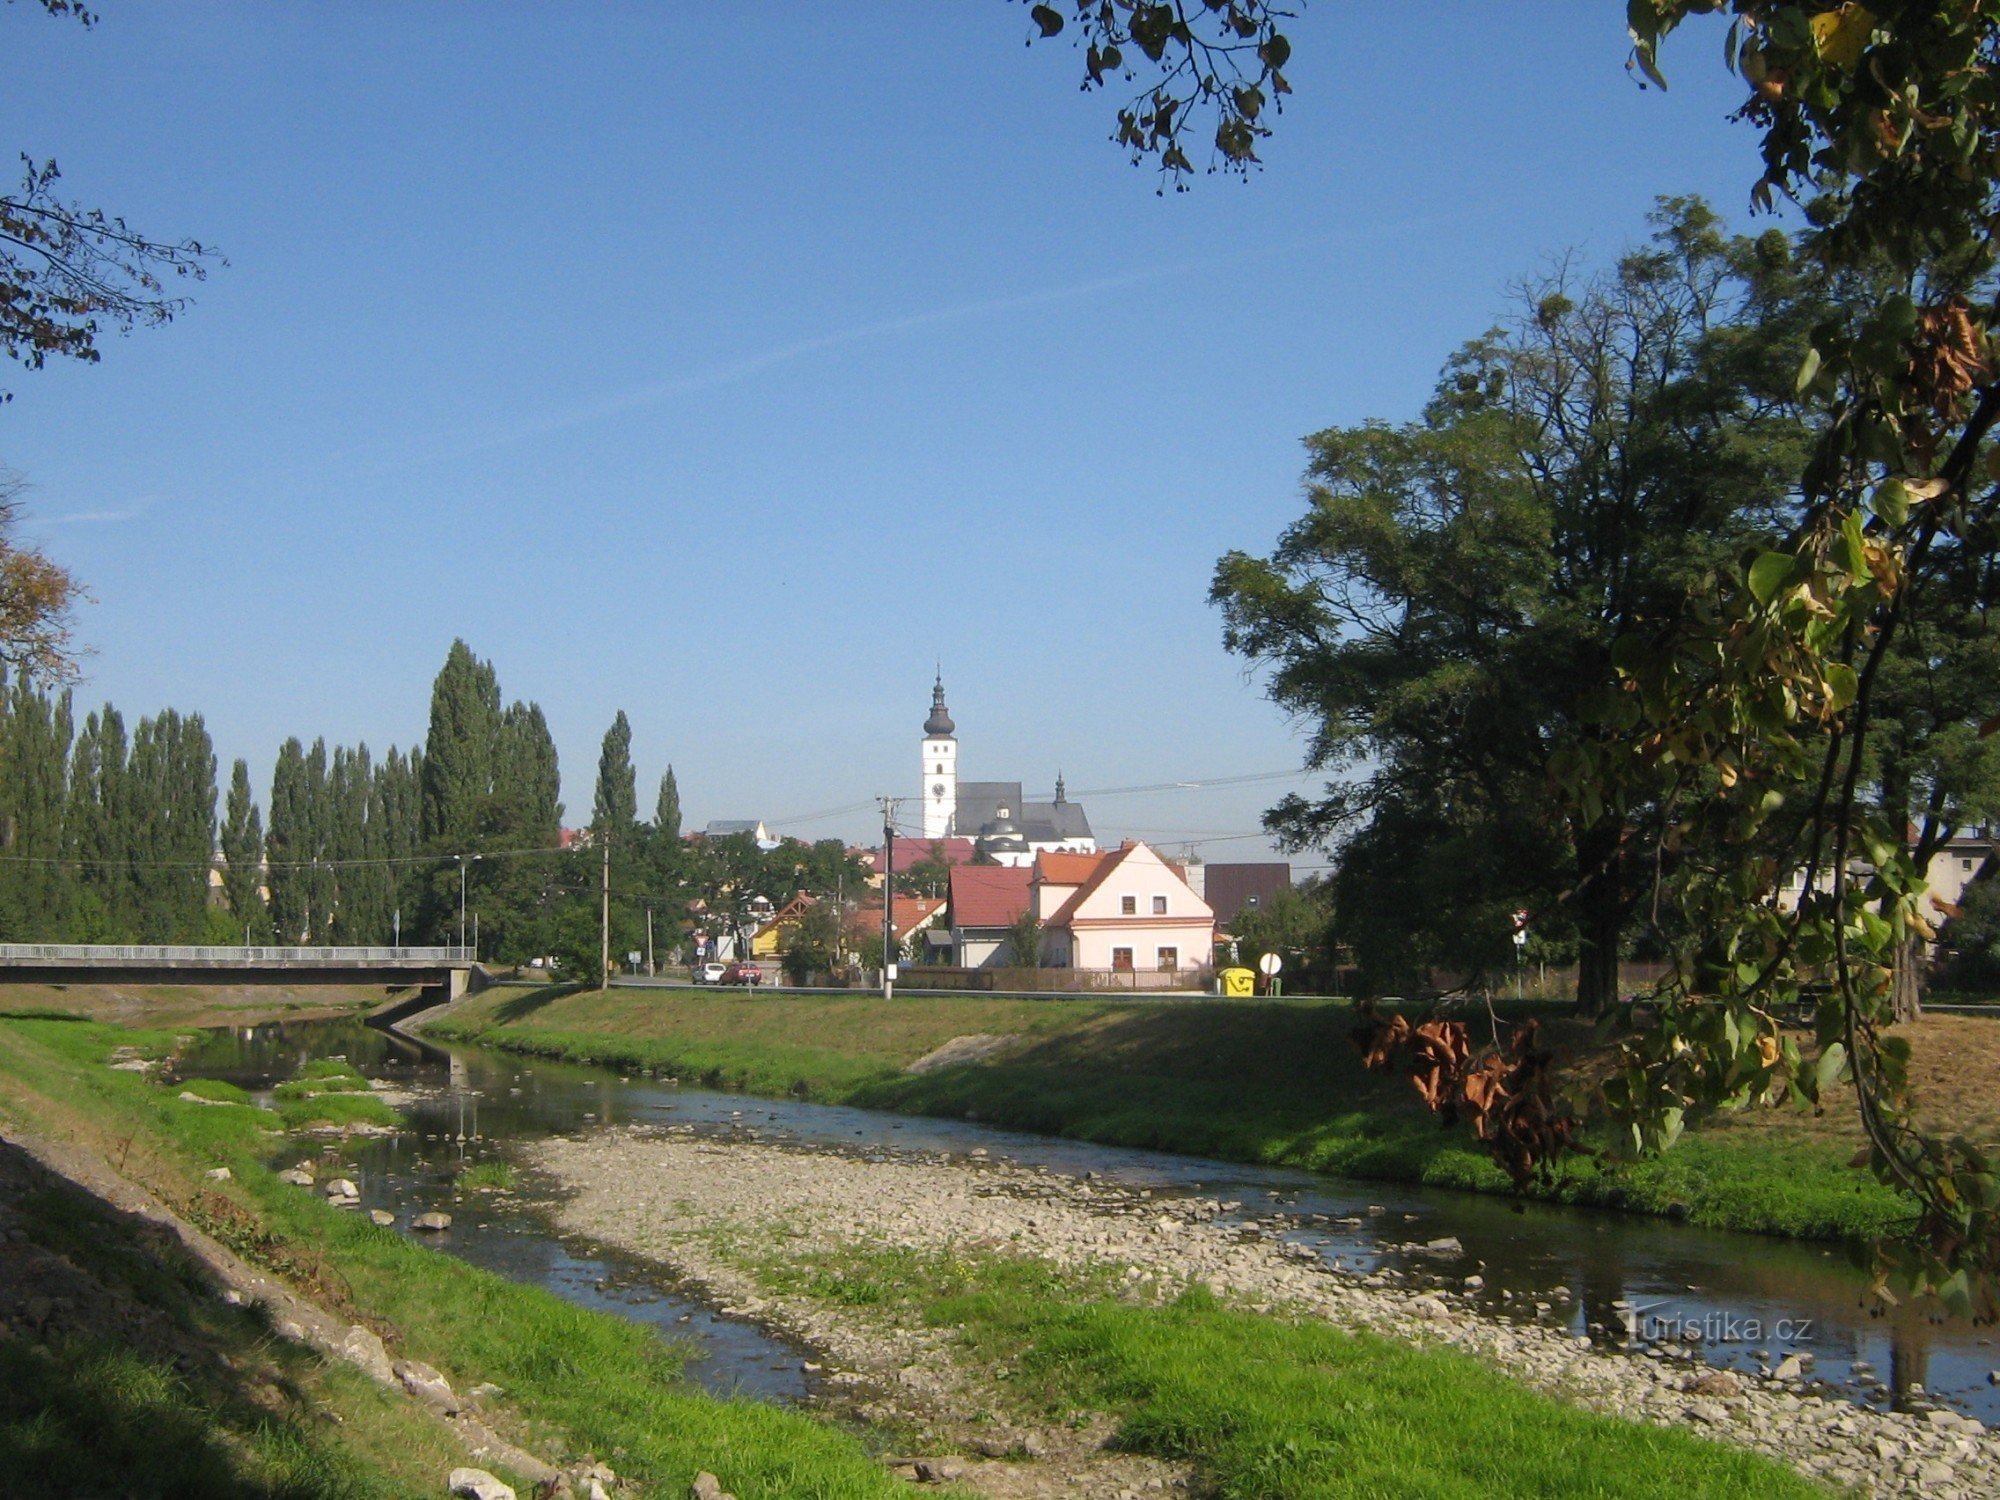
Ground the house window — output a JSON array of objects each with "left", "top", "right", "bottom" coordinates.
[
  {"left": 1112, "top": 947, "right": 1134, "bottom": 970},
  {"left": 1120, "top": 895, "right": 1137, "bottom": 915},
  {"left": 1152, "top": 895, "right": 1168, "bottom": 915},
  {"left": 1965, "top": 857, "right": 1977, "bottom": 870},
  {"left": 1156, "top": 946, "right": 1178, "bottom": 970}
]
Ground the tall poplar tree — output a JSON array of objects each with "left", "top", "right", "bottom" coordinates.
[
  {"left": 328, "top": 743, "right": 389, "bottom": 944},
  {"left": 655, "top": 765, "right": 680, "bottom": 842},
  {"left": 66, "top": 706, "right": 131, "bottom": 940},
  {"left": 592, "top": 711, "right": 637, "bottom": 834},
  {"left": 265, "top": 738, "right": 310, "bottom": 942},
  {"left": 420, "top": 639, "right": 500, "bottom": 849},
  {"left": 376, "top": 745, "right": 421, "bottom": 942},
  {"left": 0, "top": 681, "right": 72, "bottom": 939},
  {"left": 220, "top": 757, "right": 267, "bottom": 941}
]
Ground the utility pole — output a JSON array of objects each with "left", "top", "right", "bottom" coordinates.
[
  {"left": 646, "top": 907, "right": 655, "bottom": 976},
  {"left": 599, "top": 832, "right": 611, "bottom": 989},
  {"left": 879, "top": 796, "right": 898, "bottom": 1000}
]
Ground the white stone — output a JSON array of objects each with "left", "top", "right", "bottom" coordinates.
[
  {"left": 393, "top": 1358, "right": 460, "bottom": 1414},
  {"left": 448, "top": 1468, "right": 515, "bottom": 1500},
  {"left": 337, "top": 1325, "right": 393, "bottom": 1385}
]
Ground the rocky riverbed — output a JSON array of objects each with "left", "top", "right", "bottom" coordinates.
[{"left": 529, "top": 1124, "right": 1998, "bottom": 1500}]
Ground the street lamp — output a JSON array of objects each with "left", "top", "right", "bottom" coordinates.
[{"left": 456, "top": 853, "right": 483, "bottom": 952}]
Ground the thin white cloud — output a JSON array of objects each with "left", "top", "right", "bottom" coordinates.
[
  {"left": 43, "top": 495, "right": 158, "bottom": 525},
  {"left": 345, "top": 229, "right": 1361, "bottom": 476}
]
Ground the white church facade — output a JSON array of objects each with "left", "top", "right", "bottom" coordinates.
[{"left": 919, "top": 676, "right": 1096, "bottom": 868}]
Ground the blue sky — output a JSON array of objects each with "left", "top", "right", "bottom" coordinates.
[{"left": 5, "top": 3, "right": 1775, "bottom": 860}]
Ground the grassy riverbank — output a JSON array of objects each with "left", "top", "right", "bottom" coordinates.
[
  {"left": 0, "top": 1013, "right": 909, "bottom": 1499},
  {"left": 0, "top": 1007, "right": 1848, "bottom": 1497},
  {"left": 749, "top": 1244, "right": 1829, "bottom": 1498},
  {"left": 0, "top": 979, "right": 399, "bottom": 1030},
  {"left": 427, "top": 984, "right": 1980, "bottom": 1242}
]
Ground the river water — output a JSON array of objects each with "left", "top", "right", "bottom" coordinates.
[{"left": 177, "top": 1016, "right": 1999, "bottom": 1423}]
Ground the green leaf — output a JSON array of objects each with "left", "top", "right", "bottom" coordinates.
[
  {"left": 1815, "top": 1041, "right": 1850, "bottom": 1096},
  {"left": 1795, "top": 345, "right": 1822, "bottom": 394},
  {"left": 1259, "top": 34, "right": 1291, "bottom": 70},
  {"left": 1872, "top": 478, "right": 1910, "bottom": 526},
  {"left": 1825, "top": 662, "right": 1858, "bottom": 710},
  {"left": 1748, "top": 550, "right": 1802, "bottom": 604},
  {"left": 1030, "top": 4, "right": 1064, "bottom": 38},
  {"left": 1659, "top": 1105, "right": 1685, "bottom": 1149}
]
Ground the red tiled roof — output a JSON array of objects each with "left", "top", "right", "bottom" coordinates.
[
  {"left": 847, "top": 895, "right": 945, "bottom": 943},
  {"left": 1044, "top": 844, "right": 1139, "bottom": 927},
  {"left": 865, "top": 837, "right": 978, "bottom": 874},
  {"left": 1031, "top": 850, "right": 1107, "bottom": 887},
  {"left": 948, "top": 865, "right": 1033, "bottom": 929}
]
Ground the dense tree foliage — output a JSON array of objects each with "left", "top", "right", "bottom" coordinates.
[
  {"left": 0, "top": 472, "right": 83, "bottom": 682},
  {"left": 1214, "top": 200, "right": 1823, "bottom": 1011},
  {"left": 0, "top": 690, "right": 214, "bottom": 941},
  {"left": 1067, "top": 0, "right": 2000, "bottom": 1309}
]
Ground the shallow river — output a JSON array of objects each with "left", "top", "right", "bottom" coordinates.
[{"left": 177, "top": 1017, "right": 2000, "bottom": 1423}]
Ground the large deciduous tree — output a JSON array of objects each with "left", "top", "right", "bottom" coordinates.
[
  {"left": 1213, "top": 200, "right": 1819, "bottom": 1013},
  {"left": 0, "top": 472, "right": 82, "bottom": 681}
]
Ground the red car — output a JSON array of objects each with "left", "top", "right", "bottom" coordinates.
[{"left": 719, "top": 961, "right": 763, "bottom": 986}]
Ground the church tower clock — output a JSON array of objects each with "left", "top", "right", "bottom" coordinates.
[{"left": 921, "top": 674, "right": 957, "bottom": 841}]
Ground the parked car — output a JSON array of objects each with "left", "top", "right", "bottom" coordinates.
[
  {"left": 692, "top": 961, "right": 726, "bottom": 985},
  {"left": 719, "top": 961, "right": 764, "bottom": 986}
]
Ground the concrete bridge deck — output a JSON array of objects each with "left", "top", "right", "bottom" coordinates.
[{"left": 0, "top": 943, "right": 479, "bottom": 998}]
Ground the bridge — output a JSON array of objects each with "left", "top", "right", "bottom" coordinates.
[{"left": 0, "top": 944, "right": 481, "bottom": 1004}]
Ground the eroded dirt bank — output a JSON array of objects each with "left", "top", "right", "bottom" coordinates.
[{"left": 531, "top": 1125, "right": 1998, "bottom": 1500}]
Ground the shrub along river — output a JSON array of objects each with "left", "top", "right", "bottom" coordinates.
[{"left": 178, "top": 1016, "right": 1999, "bottom": 1425}]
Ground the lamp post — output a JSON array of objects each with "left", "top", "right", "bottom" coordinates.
[{"left": 456, "top": 853, "right": 483, "bottom": 953}]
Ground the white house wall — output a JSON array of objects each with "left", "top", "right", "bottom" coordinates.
[{"left": 1050, "top": 843, "right": 1215, "bottom": 972}]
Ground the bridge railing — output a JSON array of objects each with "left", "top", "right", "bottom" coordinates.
[{"left": 0, "top": 943, "right": 475, "bottom": 964}]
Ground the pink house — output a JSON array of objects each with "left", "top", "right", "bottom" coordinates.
[{"left": 1037, "top": 841, "right": 1215, "bottom": 976}]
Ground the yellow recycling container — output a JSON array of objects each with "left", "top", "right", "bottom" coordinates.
[{"left": 1219, "top": 966, "right": 1256, "bottom": 998}]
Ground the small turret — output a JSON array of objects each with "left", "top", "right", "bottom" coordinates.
[{"left": 924, "top": 673, "right": 955, "bottom": 737}]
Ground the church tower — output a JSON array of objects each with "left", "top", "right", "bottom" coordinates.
[{"left": 921, "top": 673, "right": 957, "bottom": 840}]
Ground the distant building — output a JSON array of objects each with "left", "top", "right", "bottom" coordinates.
[
  {"left": 702, "top": 818, "right": 778, "bottom": 850},
  {"left": 917, "top": 675, "right": 1094, "bottom": 867},
  {"left": 850, "top": 894, "right": 947, "bottom": 960},
  {"left": 1194, "top": 862, "right": 1292, "bottom": 928},
  {"left": 1037, "top": 841, "right": 1214, "bottom": 977},
  {"left": 946, "top": 864, "right": 1034, "bottom": 967}
]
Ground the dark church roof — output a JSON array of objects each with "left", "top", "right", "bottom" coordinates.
[{"left": 956, "top": 780, "right": 1092, "bottom": 845}]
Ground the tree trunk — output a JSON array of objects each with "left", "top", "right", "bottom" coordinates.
[
  {"left": 1574, "top": 822, "right": 1625, "bottom": 1019},
  {"left": 1891, "top": 931, "right": 1924, "bottom": 1023}
]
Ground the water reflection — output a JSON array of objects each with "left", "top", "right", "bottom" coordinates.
[{"left": 177, "top": 1018, "right": 1999, "bottom": 1422}]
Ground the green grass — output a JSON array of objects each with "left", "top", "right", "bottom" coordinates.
[
  {"left": 273, "top": 1091, "right": 404, "bottom": 1132},
  {"left": 738, "top": 1242, "right": 1826, "bottom": 1498},
  {"left": 0, "top": 1016, "right": 915, "bottom": 1500},
  {"left": 431, "top": 987, "right": 1909, "bottom": 1243},
  {"left": 0, "top": 1088, "right": 494, "bottom": 1498},
  {"left": 457, "top": 1159, "right": 517, "bottom": 1192},
  {"left": 174, "top": 1076, "right": 257, "bottom": 1105}
]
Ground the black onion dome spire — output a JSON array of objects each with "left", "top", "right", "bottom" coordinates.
[{"left": 924, "top": 672, "right": 955, "bottom": 737}]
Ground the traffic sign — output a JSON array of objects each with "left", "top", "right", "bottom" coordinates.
[{"left": 1257, "top": 951, "right": 1283, "bottom": 977}]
